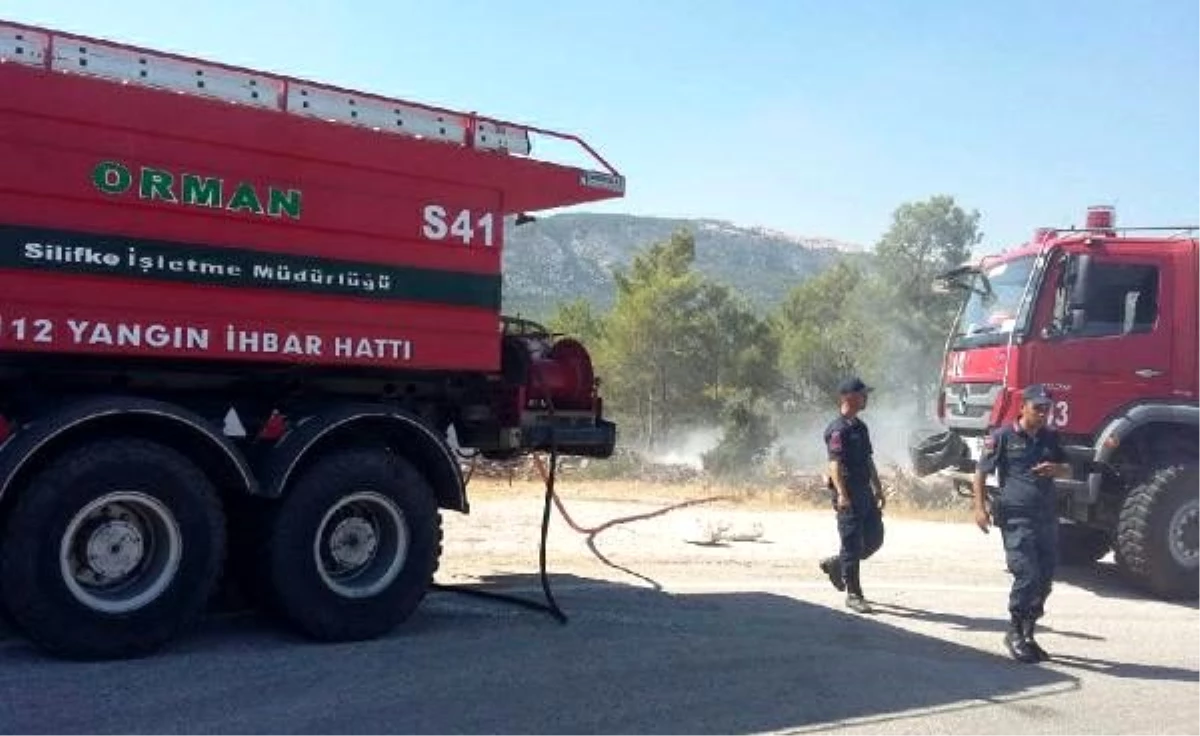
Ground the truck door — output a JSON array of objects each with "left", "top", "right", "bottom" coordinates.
[{"left": 1026, "top": 249, "right": 1173, "bottom": 434}]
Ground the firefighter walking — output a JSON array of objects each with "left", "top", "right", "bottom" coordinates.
[
  {"left": 973, "top": 384, "right": 1071, "bottom": 663},
  {"left": 818, "top": 377, "right": 886, "bottom": 614}
]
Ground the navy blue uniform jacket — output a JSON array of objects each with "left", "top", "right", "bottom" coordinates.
[{"left": 978, "top": 421, "right": 1067, "bottom": 516}]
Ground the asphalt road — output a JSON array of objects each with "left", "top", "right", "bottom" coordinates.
[{"left": 0, "top": 503, "right": 1196, "bottom": 735}]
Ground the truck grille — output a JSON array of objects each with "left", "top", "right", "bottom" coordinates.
[{"left": 944, "top": 383, "right": 1002, "bottom": 430}]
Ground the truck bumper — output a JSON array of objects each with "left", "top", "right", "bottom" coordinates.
[
  {"left": 522, "top": 418, "right": 617, "bottom": 459},
  {"left": 928, "top": 434, "right": 1099, "bottom": 518},
  {"left": 936, "top": 468, "right": 1095, "bottom": 521}
]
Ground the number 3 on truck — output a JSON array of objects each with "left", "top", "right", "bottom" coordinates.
[
  {"left": 421, "top": 205, "right": 495, "bottom": 247},
  {"left": 1048, "top": 400, "right": 1070, "bottom": 428}
]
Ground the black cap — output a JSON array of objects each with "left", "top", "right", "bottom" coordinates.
[
  {"left": 1022, "top": 384, "right": 1053, "bottom": 405},
  {"left": 838, "top": 377, "right": 873, "bottom": 395}
]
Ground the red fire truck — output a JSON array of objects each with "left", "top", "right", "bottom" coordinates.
[
  {"left": 910, "top": 206, "right": 1198, "bottom": 600},
  {"left": 0, "top": 20, "right": 625, "bottom": 659}
]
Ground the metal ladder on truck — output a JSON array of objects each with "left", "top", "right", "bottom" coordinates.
[{"left": 0, "top": 19, "right": 625, "bottom": 196}]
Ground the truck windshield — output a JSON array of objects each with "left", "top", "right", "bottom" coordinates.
[{"left": 951, "top": 255, "right": 1036, "bottom": 349}]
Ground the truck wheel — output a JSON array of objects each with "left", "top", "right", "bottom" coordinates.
[
  {"left": 908, "top": 429, "right": 967, "bottom": 477},
  {"left": 1116, "top": 464, "right": 1199, "bottom": 600},
  {"left": 264, "top": 448, "right": 442, "bottom": 642},
  {"left": 1057, "top": 523, "right": 1111, "bottom": 566},
  {"left": 0, "top": 439, "right": 226, "bottom": 659}
]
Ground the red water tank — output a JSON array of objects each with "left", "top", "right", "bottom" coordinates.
[{"left": 527, "top": 338, "right": 596, "bottom": 411}]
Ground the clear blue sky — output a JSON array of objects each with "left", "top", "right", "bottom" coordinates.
[{"left": 6, "top": 1, "right": 1197, "bottom": 252}]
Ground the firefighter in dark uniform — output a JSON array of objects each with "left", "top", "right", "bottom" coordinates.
[
  {"left": 973, "top": 384, "right": 1071, "bottom": 663},
  {"left": 818, "top": 377, "right": 886, "bottom": 614}
]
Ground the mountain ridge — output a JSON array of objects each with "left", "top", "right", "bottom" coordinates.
[{"left": 500, "top": 212, "right": 867, "bottom": 318}]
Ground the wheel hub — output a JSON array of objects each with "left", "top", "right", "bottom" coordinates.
[
  {"left": 314, "top": 491, "right": 409, "bottom": 599},
  {"left": 84, "top": 518, "right": 145, "bottom": 580},
  {"left": 328, "top": 517, "right": 378, "bottom": 569},
  {"left": 60, "top": 493, "right": 183, "bottom": 614},
  {"left": 1168, "top": 500, "right": 1199, "bottom": 568}
]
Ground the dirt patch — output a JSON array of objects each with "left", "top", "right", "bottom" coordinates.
[{"left": 440, "top": 468, "right": 977, "bottom": 595}]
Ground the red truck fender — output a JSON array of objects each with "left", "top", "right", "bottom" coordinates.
[
  {"left": 0, "top": 395, "right": 260, "bottom": 505},
  {"left": 258, "top": 404, "right": 467, "bottom": 513},
  {"left": 1087, "top": 401, "right": 1200, "bottom": 500},
  {"left": 1093, "top": 402, "right": 1200, "bottom": 463}
]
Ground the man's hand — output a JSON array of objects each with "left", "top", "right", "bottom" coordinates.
[
  {"left": 974, "top": 504, "right": 991, "bottom": 533},
  {"left": 1033, "top": 461, "right": 1068, "bottom": 478},
  {"left": 869, "top": 461, "right": 885, "bottom": 511},
  {"left": 836, "top": 493, "right": 851, "bottom": 511}
]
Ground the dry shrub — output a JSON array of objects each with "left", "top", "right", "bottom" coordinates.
[{"left": 882, "top": 462, "right": 960, "bottom": 510}]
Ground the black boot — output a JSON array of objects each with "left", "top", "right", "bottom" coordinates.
[
  {"left": 819, "top": 556, "right": 845, "bottom": 591},
  {"left": 845, "top": 593, "right": 874, "bottom": 614},
  {"left": 1004, "top": 617, "right": 1038, "bottom": 663},
  {"left": 844, "top": 567, "right": 873, "bottom": 614},
  {"left": 1021, "top": 618, "right": 1051, "bottom": 662}
]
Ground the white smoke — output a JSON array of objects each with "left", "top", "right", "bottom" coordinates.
[
  {"left": 772, "top": 396, "right": 940, "bottom": 473},
  {"left": 650, "top": 426, "right": 723, "bottom": 469}
]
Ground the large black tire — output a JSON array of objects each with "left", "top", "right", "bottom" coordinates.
[
  {"left": 0, "top": 439, "right": 226, "bottom": 660},
  {"left": 1115, "top": 464, "right": 1199, "bottom": 600},
  {"left": 1057, "top": 523, "right": 1111, "bottom": 566},
  {"left": 907, "top": 429, "right": 968, "bottom": 477},
  {"left": 263, "top": 447, "right": 442, "bottom": 642}
]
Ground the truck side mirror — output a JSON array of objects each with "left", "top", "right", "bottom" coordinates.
[
  {"left": 1066, "top": 254, "right": 1092, "bottom": 310},
  {"left": 1053, "top": 253, "right": 1092, "bottom": 336},
  {"left": 1069, "top": 308, "right": 1088, "bottom": 333}
]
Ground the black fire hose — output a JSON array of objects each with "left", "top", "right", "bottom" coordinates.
[
  {"left": 432, "top": 357, "right": 572, "bottom": 622},
  {"left": 430, "top": 440, "right": 569, "bottom": 624}
]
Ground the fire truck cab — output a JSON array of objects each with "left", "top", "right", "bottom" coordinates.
[{"left": 910, "top": 206, "right": 1198, "bottom": 600}]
